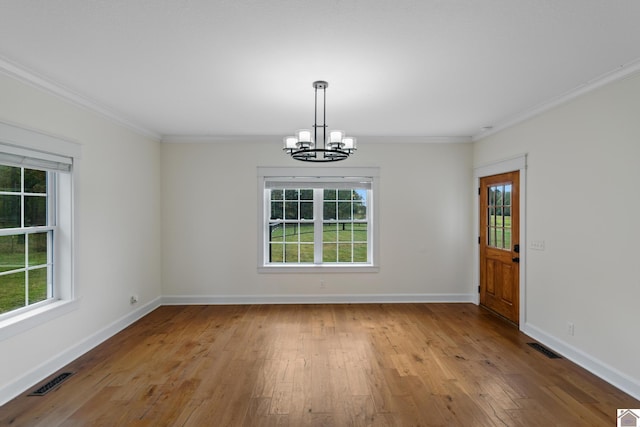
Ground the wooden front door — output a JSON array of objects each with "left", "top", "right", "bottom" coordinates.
[{"left": 479, "top": 171, "right": 520, "bottom": 324}]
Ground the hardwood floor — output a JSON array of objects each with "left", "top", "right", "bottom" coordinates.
[{"left": 1, "top": 304, "right": 638, "bottom": 426}]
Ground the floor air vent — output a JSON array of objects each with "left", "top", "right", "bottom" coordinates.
[
  {"left": 29, "top": 372, "right": 74, "bottom": 396},
  {"left": 527, "top": 342, "right": 562, "bottom": 359}
]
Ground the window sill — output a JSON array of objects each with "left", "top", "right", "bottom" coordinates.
[
  {"left": 258, "top": 264, "right": 379, "bottom": 274},
  {"left": 0, "top": 298, "right": 79, "bottom": 342}
]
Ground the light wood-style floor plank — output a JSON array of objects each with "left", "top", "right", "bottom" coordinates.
[{"left": 1, "top": 303, "right": 638, "bottom": 426}]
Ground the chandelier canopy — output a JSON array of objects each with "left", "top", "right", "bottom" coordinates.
[{"left": 283, "top": 81, "right": 356, "bottom": 162}]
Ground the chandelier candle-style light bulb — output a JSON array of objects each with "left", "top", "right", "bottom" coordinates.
[
  {"left": 342, "top": 137, "right": 356, "bottom": 150},
  {"left": 283, "top": 81, "right": 357, "bottom": 162},
  {"left": 328, "top": 130, "right": 345, "bottom": 148},
  {"left": 284, "top": 136, "right": 298, "bottom": 150},
  {"left": 296, "top": 129, "right": 313, "bottom": 148}
]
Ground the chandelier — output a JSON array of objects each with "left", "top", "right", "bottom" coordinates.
[{"left": 283, "top": 80, "right": 356, "bottom": 162}]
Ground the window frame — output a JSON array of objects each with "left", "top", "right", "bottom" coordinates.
[
  {"left": 0, "top": 121, "right": 79, "bottom": 341},
  {"left": 258, "top": 166, "right": 379, "bottom": 273}
]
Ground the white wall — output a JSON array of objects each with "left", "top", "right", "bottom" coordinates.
[
  {"left": 0, "top": 74, "right": 162, "bottom": 403},
  {"left": 161, "top": 141, "right": 474, "bottom": 302},
  {"left": 474, "top": 73, "right": 640, "bottom": 397}
]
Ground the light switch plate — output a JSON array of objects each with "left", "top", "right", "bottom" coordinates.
[{"left": 529, "top": 240, "right": 545, "bottom": 250}]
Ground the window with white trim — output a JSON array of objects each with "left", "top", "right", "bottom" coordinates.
[
  {"left": 258, "top": 167, "right": 378, "bottom": 272},
  {"left": 0, "top": 124, "right": 76, "bottom": 330}
]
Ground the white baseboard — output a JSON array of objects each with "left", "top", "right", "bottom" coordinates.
[
  {"left": 0, "top": 296, "right": 162, "bottom": 406},
  {"left": 521, "top": 322, "right": 640, "bottom": 400},
  {"left": 161, "top": 293, "right": 476, "bottom": 305}
]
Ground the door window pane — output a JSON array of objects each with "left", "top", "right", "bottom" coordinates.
[{"left": 487, "top": 183, "right": 512, "bottom": 250}]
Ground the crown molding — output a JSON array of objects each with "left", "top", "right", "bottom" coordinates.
[
  {"left": 473, "top": 57, "right": 640, "bottom": 142},
  {"left": 161, "top": 135, "right": 275, "bottom": 144},
  {"left": 0, "top": 55, "right": 161, "bottom": 141},
  {"left": 161, "top": 134, "right": 473, "bottom": 144}
]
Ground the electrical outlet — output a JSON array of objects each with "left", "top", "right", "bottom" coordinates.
[
  {"left": 130, "top": 295, "right": 139, "bottom": 304},
  {"left": 567, "top": 322, "right": 574, "bottom": 336}
]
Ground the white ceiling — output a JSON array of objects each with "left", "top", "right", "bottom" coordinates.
[{"left": 1, "top": 1, "right": 640, "bottom": 141}]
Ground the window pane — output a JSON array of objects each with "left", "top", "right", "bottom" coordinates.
[
  {"left": 24, "top": 196, "right": 47, "bottom": 226},
  {"left": 284, "top": 244, "right": 298, "bottom": 262},
  {"left": 353, "top": 243, "right": 367, "bottom": 262},
  {"left": 0, "top": 271, "right": 26, "bottom": 314},
  {"left": 323, "top": 243, "right": 337, "bottom": 262},
  {"left": 496, "top": 186, "right": 503, "bottom": 205},
  {"left": 284, "top": 202, "right": 298, "bottom": 220},
  {"left": 338, "top": 243, "right": 352, "bottom": 262},
  {"left": 283, "top": 223, "right": 299, "bottom": 242},
  {"left": 504, "top": 229, "right": 511, "bottom": 250},
  {"left": 299, "top": 244, "right": 314, "bottom": 262},
  {"left": 323, "top": 223, "right": 337, "bottom": 243},
  {"left": 299, "top": 224, "right": 314, "bottom": 242},
  {"left": 496, "top": 228, "right": 504, "bottom": 249},
  {"left": 0, "top": 195, "right": 21, "bottom": 228},
  {"left": 337, "top": 202, "right": 352, "bottom": 220},
  {"left": 24, "top": 169, "right": 47, "bottom": 194},
  {"left": 270, "top": 201, "right": 283, "bottom": 220},
  {"left": 270, "top": 243, "right": 284, "bottom": 262},
  {"left": 29, "top": 267, "right": 48, "bottom": 304},
  {"left": 300, "top": 202, "right": 313, "bottom": 220},
  {"left": 300, "top": 189, "right": 313, "bottom": 200},
  {"left": 323, "top": 189, "right": 336, "bottom": 200},
  {"left": 271, "top": 189, "right": 283, "bottom": 200},
  {"left": 354, "top": 223, "right": 367, "bottom": 242},
  {"left": 324, "top": 202, "right": 337, "bottom": 220},
  {"left": 284, "top": 189, "right": 298, "bottom": 200},
  {"left": 354, "top": 202, "right": 366, "bottom": 220},
  {"left": 0, "top": 165, "right": 21, "bottom": 192},
  {"left": 337, "top": 189, "right": 351, "bottom": 200},
  {"left": 29, "top": 232, "right": 48, "bottom": 266},
  {"left": 504, "top": 184, "right": 512, "bottom": 206},
  {"left": 0, "top": 234, "right": 25, "bottom": 272},
  {"left": 338, "top": 223, "right": 352, "bottom": 241},
  {"left": 269, "top": 224, "right": 283, "bottom": 242}
]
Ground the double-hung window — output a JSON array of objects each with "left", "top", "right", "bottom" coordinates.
[
  {"left": 0, "top": 122, "right": 77, "bottom": 336},
  {"left": 0, "top": 165, "right": 54, "bottom": 314},
  {"left": 258, "top": 167, "right": 379, "bottom": 272}
]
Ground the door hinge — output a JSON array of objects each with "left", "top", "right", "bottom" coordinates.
[
  {"left": 478, "top": 236, "right": 481, "bottom": 244},
  {"left": 478, "top": 285, "right": 481, "bottom": 293},
  {"left": 478, "top": 187, "right": 481, "bottom": 195}
]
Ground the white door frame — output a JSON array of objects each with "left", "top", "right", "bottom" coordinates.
[{"left": 473, "top": 154, "right": 527, "bottom": 327}]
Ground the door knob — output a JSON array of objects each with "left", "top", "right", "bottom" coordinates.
[{"left": 512, "top": 257, "right": 520, "bottom": 263}]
